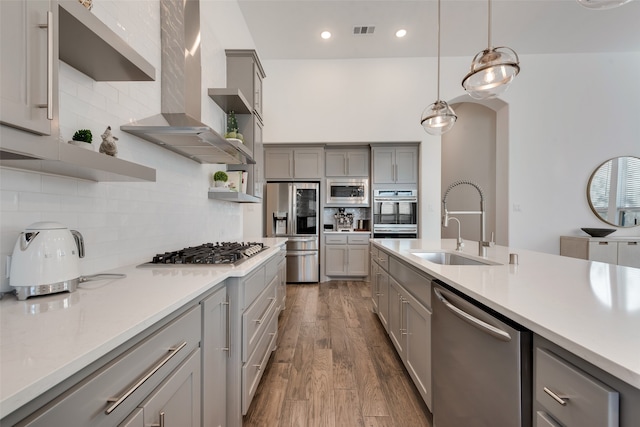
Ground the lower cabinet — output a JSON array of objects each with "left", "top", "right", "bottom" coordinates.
[
  {"left": 325, "top": 233, "right": 370, "bottom": 277},
  {"left": 373, "top": 246, "right": 433, "bottom": 411},
  {"left": 560, "top": 236, "right": 640, "bottom": 268},
  {"left": 533, "top": 335, "right": 640, "bottom": 427},
  {"left": 15, "top": 306, "right": 202, "bottom": 427},
  {"left": 276, "top": 245, "right": 287, "bottom": 312},
  {"left": 201, "top": 286, "right": 229, "bottom": 427},
  {"left": 370, "top": 258, "right": 389, "bottom": 331}
]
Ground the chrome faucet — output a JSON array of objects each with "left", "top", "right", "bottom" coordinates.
[
  {"left": 442, "top": 180, "right": 494, "bottom": 256},
  {"left": 443, "top": 216, "right": 464, "bottom": 251}
]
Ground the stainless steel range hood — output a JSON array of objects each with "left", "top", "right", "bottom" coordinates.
[{"left": 121, "top": 0, "right": 254, "bottom": 165}]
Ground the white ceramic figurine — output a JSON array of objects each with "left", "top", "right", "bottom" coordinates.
[{"left": 99, "top": 126, "right": 118, "bottom": 157}]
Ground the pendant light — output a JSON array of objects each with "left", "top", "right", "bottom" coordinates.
[
  {"left": 461, "top": 0, "right": 520, "bottom": 100},
  {"left": 421, "top": 0, "right": 456, "bottom": 135},
  {"left": 577, "top": 0, "right": 632, "bottom": 9}
]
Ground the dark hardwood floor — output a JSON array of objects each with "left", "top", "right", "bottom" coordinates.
[{"left": 243, "top": 281, "right": 433, "bottom": 427}]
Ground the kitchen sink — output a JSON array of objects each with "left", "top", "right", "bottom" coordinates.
[{"left": 410, "top": 251, "right": 499, "bottom": 266}]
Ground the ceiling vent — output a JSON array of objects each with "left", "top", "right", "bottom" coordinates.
[{"left": 353, "top": 26, "right": 375, "bottom": 35}]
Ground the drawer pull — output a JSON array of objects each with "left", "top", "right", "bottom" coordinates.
[
  {"left": 223, "top": 299, "right": 231, "bottom": 357},
  {"left": 543, "top": 386, "right": 569, "bottom": 406},
  {"left": 150, "top": 411, "right": 165, "bottom": 427},
  {"left": 254, "top": 297, "right": 276, "bottom": 324},
  {"left": 105, "top": 341, "right": 187, "bottom": 415}
]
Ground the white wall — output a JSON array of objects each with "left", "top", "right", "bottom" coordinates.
[
  {"left": 0, "top": 0, "right": 255, "bottom": 293},
  {"left": 262, "top": 52, "right": 640, "bottom": 254}
]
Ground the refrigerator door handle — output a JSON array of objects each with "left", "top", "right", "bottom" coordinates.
[
  {"left": 433, "top": 288, "right": 512, "bottom": 342},
  {"left": 289, "top": 183, "right": 297, "bottom": 235}
]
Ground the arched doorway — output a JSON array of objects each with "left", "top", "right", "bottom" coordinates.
[{"left": 441, "top": 97, "right": 509, "bottom": 246}]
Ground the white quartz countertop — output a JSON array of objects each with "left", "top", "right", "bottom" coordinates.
[
  {"left": 0, "top": 238, "right": 287, "bottom": 419},
  {"left": 371, "top": 238, "right": 640, "bottom": 390}
]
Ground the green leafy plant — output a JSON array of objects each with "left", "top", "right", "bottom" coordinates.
[
  {"left": 224, "top": 111, "right": 243, "bottom": 142},
  {"left": 72, "top": 129, "right": 92, "bottom": 143},
  {"left": 213, "top": 171, "right": 228, "bottom": 182}
]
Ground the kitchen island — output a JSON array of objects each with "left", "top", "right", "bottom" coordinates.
[
  {"left": 371, "top": 238, "right": 640, "bottom": 426},
  {"left": 0, "top": 238, "right": 287, "bottom": 425}
]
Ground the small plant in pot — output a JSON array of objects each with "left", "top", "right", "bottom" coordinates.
[
  {"left": 70, "top": 129, "right": 93, "bottom": 149},
  {"left": 212, "top": 171, "right": 228, "bottom": 187},
  {"left": 224, "top": 111, "right": 243, "bottom": 142}
]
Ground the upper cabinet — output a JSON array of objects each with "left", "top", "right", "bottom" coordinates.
[
  {"left": 1, "top": 0, "right": 57, "bottom": 137},
  {"left": 325, "top": 148, "right": 369, "bottom": 177},
  {"left": 372, "top": 146, "right": 418, "bottom": 186},
  {"left": 0, "top": 0, "right": 156, "bottom": 182},
  {"left": 264, "top": 146, "right": 324, "bottom": 180},
  {"left": 226, "top": 50, "right": 266, "bottom": 121}
]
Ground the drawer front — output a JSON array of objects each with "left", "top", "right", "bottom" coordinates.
[
  {"left": 375, "top": 248, "right": 389, "bottom": 270},
  {"left": 388, "top": 257, "right": 432, "bottom": 309},
  {"left": 265, "top": 253, "right": 280, "bottom": 282},
  {"left": 19, "top": 306, "right": 201, "bottom": 427},
  {"left": 242, "top": 275, "right": 277, "bottom": 362},
  {"left": 535, "top": 348, "right": 619, "bottom": 427},
  {"left": 325, "top": 234, "right": 348, "bottom": 244},
  {"left": 348, "top": 234, "right": 370, "bottom": 245},
  {"left": 241, "top": 306, "right": 278, "bottom": 414},
  {"left": 536, "top": 411, "right": 562, "bottom": 427},
  {"left": 242, "top": 265, "right": 266, "bottom": 309}
]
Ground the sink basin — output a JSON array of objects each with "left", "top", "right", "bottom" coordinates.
[{"left": 411, "top": 251, "right": 499, "bottom": 266}]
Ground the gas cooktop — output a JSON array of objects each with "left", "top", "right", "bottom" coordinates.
[{"left": 138, "top": 242, "right": 268, "bottom": 267}]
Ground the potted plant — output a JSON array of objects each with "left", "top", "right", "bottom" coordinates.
[
  {"left": 212, "top": 171, "right": 228, "bottom": 187},
  {"left": 69, "top": 129, "right": 93, "bottom": 150},
  {"left": 224, "top": 111, "right": 243, "bottom": 142}
]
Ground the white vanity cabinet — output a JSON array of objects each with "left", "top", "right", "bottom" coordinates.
[
  {"left": 560, "top": 236, "right": 640, "bottom": 268},
  {"left": 324, "top": 233, "right": 370, "bottom": 277}
]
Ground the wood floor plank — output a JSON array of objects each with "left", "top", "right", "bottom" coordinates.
[
  {"left": 335, "top": 389, "right": 365, "bottom": 427},
  {"left": 280, "top": 399, "right": 308, "bottom": 427},
  {"left": 244, "top": 281, "right": 432, "bottom": 427}
]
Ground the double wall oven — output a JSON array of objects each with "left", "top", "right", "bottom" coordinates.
[{"left": 372, "top": 189, "right": 418, "bottom": 238}]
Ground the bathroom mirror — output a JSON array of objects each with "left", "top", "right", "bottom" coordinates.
[{"left": 587, "top": 156, "right": 640, "bottom": 227}]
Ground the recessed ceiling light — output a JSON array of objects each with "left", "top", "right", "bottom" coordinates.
[
  {"left": 396, "top": 29, "right": 407, "bottom": 38},
  {"left": 321, "top": 31, "right": 331, "bottom": 39}
]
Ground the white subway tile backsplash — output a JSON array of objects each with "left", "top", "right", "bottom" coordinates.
[{"left": 0, "top": 0, "right": 244, "bottom": 294}]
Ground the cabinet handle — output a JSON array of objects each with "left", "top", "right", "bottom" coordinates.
[
  {"left": 105, "top": 341, "right": 187, "bottom": 415},
  {"left": 253, "top": 333, "right": 276, "bottom": 371},
  {"left": 254, "top": 297, "right": 276, "bottom": 324},
  {"left": 150, "top": 411, "right": 166, "bottom": 427},
  {"left": 37, "top": 11, "right": 53, "bottom": 120},
  {"left": 223, "top": 299, "right": 231, "bottom": 357},
  {"left": 543, "top": 386, "right": 569, "bottom": 406},
  {"left": 598, "top": 242, "right": 609, "bottom": 245}
]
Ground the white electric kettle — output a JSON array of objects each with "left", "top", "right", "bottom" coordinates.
[{"left": 10, "top": 221, "right": 85, "bottom": 300}]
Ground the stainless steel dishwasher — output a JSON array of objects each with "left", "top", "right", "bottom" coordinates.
[{"left": 432, "top": 281, "right": 532, "bottom": 427}]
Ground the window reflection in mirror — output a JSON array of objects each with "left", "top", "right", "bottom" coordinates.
[{"left": 587, "top": 156, "right": 640, "bottom": 227}]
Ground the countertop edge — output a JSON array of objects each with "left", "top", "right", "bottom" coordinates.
[{"left": 370, "top": 239, "right": 640, "bottom": 390}]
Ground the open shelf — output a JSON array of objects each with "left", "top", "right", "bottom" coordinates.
[
  {"left": 208, "top": 191, "right": 261, "bottom": 203},
  {"left": 208, "top": 88, "right": 252, "bottom": 114}
]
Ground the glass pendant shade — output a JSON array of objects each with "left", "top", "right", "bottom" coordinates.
[
  {"left": 577, "top": 0, "right": 632, "bottom": 9},
  {"left": 421, "top": 100, "right": 457, "bottom": 135},
  {"left": 462, "top": 46, "right": 520, "bottom": 99}
]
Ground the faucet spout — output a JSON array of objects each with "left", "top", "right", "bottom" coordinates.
[{"left": 442, "top": 180, "right": 491, "bottom": 256}]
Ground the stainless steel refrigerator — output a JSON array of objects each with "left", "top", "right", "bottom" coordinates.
[{"left": 265, "top": 182, "right": 319, "bottom": 283}]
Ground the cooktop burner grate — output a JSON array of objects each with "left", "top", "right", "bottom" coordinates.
[{"left": 145, "top": 242, "right": 267, "bottom": 266}]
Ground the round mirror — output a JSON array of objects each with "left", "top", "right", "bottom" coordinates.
[{"left": 587, "top": 156, "right": 640, "bottom": 227}]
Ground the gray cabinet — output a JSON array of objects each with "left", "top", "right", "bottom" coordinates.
[
  {"left": 371, "top": 244, "right": 433, "bottom": 410},
  {"left": 277, "top": 246, "right": 287, "bottom": 312},
  {"left": 324, "top": 233, "right": 370, "bottom": 277},
  {"left": 534, "top": 347, "right": 619, "bottom": 427},
  {"left": 226, "top": 50, "right": 265, "bottom": 121},
  {"left": 201, "top": 286, "right": 228, "bottom": 427},
  {"left": 0, "top": 0, "right": 156, "bottom": 182},
  {"left": 560, "top": 236, "right": 640, "bottom": 268},
  {"left": 372, "top": 146, "right": 418, "bottom": 185},
  {"left": 1, "top": 0, "right": 56, "bottom": 136},
  {"left": 139, "top": 349, "right": 201, "bottom": 427},
  {"left": 325, "top": 148, "right": 369, "bottom": 177},
  {"left": 264, "top": 146, "right": 324, "bottom": 180},
  {"left": 15, "top": 306, "right": 201, "bottom": 427}
]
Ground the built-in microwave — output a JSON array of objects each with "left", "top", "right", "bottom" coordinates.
[{"left": 326, "top": 178, "right": 369, "bottom": 206}]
